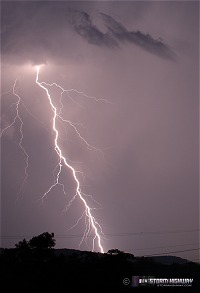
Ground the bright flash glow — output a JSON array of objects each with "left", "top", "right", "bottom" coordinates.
[
  {"left": 34, "top": 65, "right": 43, "bottom": 73},
  {"left": 35, "top": 66, "right": 104, "bottom": 253},
  {"left": 36, "top": 65, "right": 40, "bottom": 71}
]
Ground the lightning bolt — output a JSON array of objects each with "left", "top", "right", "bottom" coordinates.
[
  {"left": 35, "top": 65, "right": 104, "bottom": 253},
  {"left": 1, "top": 79, "right": 29, "bottom": 200}
]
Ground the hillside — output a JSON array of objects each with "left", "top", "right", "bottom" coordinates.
[{"left": 0, "top": 247, "right": 199, "bottom": 291}]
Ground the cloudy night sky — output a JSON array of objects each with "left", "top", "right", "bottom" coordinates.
[{"left": 1, "top": 1, "right": 199, "bottom": 261}]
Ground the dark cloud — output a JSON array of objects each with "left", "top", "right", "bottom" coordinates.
[
  {"left": 1, "top": 1, "right": 175, "bottom": 66},
  {"left": 69, "top": 10, "right": 118, "bottom": 48},
  {"left": 100, "top": 13, "right": 176, "bottom": 61},
  {"left": 68, "top": 10, "right": 176, "bottom": 60}
]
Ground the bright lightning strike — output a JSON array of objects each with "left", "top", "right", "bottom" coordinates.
[{"left": 35, "top": 66, "right": 105, "bottom": 253}]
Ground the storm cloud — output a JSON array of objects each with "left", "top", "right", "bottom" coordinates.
[
  {"left": 69, "top": 10, "right": 118, "bottom": 48},
  {"left": 100, "top": 13, "right": 176, "bottom": 60},
  {"left": 1, "top": 2, "right": 175, "bottom": 65},
  {"left": 69, "top": 10, "right": 176, "bottom": 60}
]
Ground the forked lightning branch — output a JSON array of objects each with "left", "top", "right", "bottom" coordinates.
[{"left": 1, "top": 65, "right": 106, "bottom": 253}]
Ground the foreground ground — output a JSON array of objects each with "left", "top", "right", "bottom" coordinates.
[{"left": 0, "top": 248, "right": 199, "bottom": 292}]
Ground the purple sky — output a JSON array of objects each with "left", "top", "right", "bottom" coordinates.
[{"left": 1, "top": 1, "right": 199, "bottom": 261}]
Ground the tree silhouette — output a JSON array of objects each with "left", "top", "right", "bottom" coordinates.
[
  {"left": 15, "top": 232, "right": 56, "bottom": 250},
  {"left": 29, "top": 232, "right": 55, "bottom": 249},
  {"left": 107, "top": 248, "right": 124, "bottom": 255},
  {"left": 15, "top": 238, "right": 30, "bottom": 250}
]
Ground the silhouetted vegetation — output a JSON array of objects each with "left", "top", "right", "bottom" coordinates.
[
  {"left": 107, "top": 248, "right": 124, "bottom": 254},
  {"left": 0, "top": 233, "right": 199, "bottom": 292},
  {"left": 15, "top": 232, "right": 55, "bottom": 250}
]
